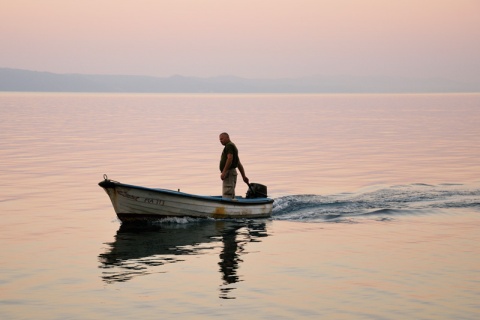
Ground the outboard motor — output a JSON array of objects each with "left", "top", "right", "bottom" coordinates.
[{"left": 246, "top": 183, "right": 268, "bottom": 198}]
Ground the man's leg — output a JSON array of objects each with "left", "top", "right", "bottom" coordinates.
[{"left": 222, "top": 169, "right": 238, "bottom": 199}]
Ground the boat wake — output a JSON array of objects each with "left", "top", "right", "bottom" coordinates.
[{"left": 272, "top": 183, "right": 480, "bottom": 222}]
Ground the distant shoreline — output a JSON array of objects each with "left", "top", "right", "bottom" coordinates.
[
  {"left": 1, "top": 91, "right": 479, "bottom": 96},
  {"left": 1, "top": 68, "right": 479, "bottom": 94}
]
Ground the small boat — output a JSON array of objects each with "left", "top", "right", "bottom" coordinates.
[{"left": 98, "top": 175, "right": 274, "bottom": 221}]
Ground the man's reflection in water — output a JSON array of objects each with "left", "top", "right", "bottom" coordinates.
[
  {"left": 218, "top": 221, "right": 267, "bottom": 299},
  {"left": 99, "top": 220, "right": 268, "bottom": 299},
  {"left": 218, "top": 224, "right": 242, "bottom": 298}
]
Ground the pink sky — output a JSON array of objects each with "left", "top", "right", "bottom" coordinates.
[{"left": 1, "top": 0, "right": 480, "bottom": 82}]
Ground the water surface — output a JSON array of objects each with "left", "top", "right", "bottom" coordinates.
[{"left": 1, "top": 93, "right": 479, "bottom": 319}]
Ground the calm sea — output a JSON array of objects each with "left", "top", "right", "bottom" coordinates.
[{"left": 1, "top": 93, "right": 479, "bottom": 319}]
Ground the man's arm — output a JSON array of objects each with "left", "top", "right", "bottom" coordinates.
[{"left": 238, "top": 161, "right": 249, "bottom": 184}]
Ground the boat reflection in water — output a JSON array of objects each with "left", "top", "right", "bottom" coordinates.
[{"left": 99, "top": 219, "right": 269, "bottom": 299}]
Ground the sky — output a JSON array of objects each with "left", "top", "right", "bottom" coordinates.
[{"left": 1, "top": 0, "right": 480, "bottom": 83}]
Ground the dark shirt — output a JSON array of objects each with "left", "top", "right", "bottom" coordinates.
[{"left": 220, "top": 142, "right": 239, "bottom": 171}]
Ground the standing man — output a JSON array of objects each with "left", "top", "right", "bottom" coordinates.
[{"left": 219, "top": 132, "right": 249, "bottom": 199}]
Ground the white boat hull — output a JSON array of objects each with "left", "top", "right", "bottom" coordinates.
[{"left": 99, "top": 178, "right": 273, "bottom": 221}]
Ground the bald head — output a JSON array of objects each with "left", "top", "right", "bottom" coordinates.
[{"left": 219, "top": 132, "right": 231, "bottom": 146}]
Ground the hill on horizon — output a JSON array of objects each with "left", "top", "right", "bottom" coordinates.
[{"left": 0, "top": 68, "right": 478, "bottom": 93}]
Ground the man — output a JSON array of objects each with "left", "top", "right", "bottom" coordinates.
[{"left": 219, "top": 132, "right": 249, "bottom": 199}]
